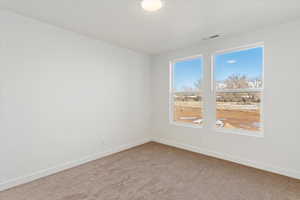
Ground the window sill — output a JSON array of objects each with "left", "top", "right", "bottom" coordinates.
[
  {"left": 170, "top": 121, "right": 203, "bottom": 129},
  {"left": 214, "top": 127, "right": 264, "bottom": 138}
]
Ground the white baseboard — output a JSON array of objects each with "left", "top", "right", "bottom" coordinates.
[
  {"left": 153, "top": 138, "right": 300, "bottom": 180},
  {"left": 0, "top": 138, "right": 151, "bottom": 192},
  {"left": 1, "top": 137, "right": 298, "bottom": 192}
]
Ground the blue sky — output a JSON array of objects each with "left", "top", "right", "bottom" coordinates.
[
  {"left": 215, "top": 47, "right": 263, "bottom": 81},
  {"left": 173, "top": 58, "right": 203, "bottom": 91},
  {"left": 173, "top": 47, "right": 263, "bottom": 91}
]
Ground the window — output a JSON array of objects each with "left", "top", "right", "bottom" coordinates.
[
  {"left": 213, "top": 44, "right": 264, "bottom": 134},
  {"left": 170, "top": 56, "right": 203, "bottom": 127}
]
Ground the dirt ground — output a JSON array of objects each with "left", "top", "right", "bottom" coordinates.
[{"left": 174, "top": 103, "right": 260, "bottom": 131}]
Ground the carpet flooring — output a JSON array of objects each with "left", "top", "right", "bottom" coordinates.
[{"left": 1, "top": 142, "right": 299, "bottom": 200}]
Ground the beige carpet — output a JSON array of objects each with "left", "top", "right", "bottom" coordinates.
[{"left": 1, "top": 142, "right": 299, "bottom": 200}]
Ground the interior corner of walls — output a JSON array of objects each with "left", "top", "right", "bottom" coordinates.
[{"left": 0, "top": 9, "right": 153, "bottom": 192}]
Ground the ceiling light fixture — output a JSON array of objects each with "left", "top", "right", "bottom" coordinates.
[{"left": 141, "top": 0, "right": 163, "bottom": 12}]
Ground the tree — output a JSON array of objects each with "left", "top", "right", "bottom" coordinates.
[{"left": 224, "top": 74, "right": 249, "bottom": 89}]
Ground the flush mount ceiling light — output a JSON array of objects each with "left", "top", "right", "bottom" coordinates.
[{"left": 141, "top": 0, "right": 163, "bottom": 12}]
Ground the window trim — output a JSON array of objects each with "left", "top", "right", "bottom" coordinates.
[
  {"left": 212, "top": 43, "right": 265, "bottom": 136},
  {"left": 169, "top": 54, "right": 204, "bottom": 128}
]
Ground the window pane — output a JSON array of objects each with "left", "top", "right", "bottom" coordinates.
[
  {"left": 215, "top": 47, "right": 263, "bottom": 90},
  {"left": 173, "top": 92, "right": 203, "bottom": 125},
  {"left": 172, "top": 57, "right": 203, "bottom": 126},
  {"left": 214, "top": 46, "right": 263, "bottom": 132},
  {"left": 216, "top": 92, "right": 261, "bottom": 131}
]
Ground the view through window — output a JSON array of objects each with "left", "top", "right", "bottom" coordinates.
[
  {"left": 171, "top": 56, "right": 203, "bottom": 126},
  {"left": 214, "top": 46, "right": 263, "bottom": 132}
]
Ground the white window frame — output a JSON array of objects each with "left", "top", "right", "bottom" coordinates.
[
  {"left": 169, "top": 54, "right": 204, "bottom": 128},
  {"left": 212, "top": 43, "right": 264, "bottom": 137}
]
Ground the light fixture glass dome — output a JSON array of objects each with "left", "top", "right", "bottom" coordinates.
[{"left": 141, "top": 0, "right": 163, "bottom": 12}]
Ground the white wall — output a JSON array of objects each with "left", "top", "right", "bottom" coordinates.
[
  {"left": 151, "top": 19, "right": 300, "bottom": 179},
  {"left": 0, "top": 11, "right": 151, "bottom": 190},
  {"left": 1, "top": 9, "right": 300, "bottom": 192}
]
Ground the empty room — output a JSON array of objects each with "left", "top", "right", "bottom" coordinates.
[{"left": 0, "top": 0, "right": 300, "bottom": 199}]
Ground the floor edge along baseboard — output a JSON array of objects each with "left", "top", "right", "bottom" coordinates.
[
  {"left": 153, "top": 138, "right": 300, "bottom": 180},
  {"left": 1, "top": 137, "right": 299, "bottom": 192},
  {"left": 0, "top": 138, "right": 151, "bottom": 192}
]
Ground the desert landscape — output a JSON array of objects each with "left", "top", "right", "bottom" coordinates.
[{"left": 173, "top": 101, "right": 260, "bottom": 131}]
